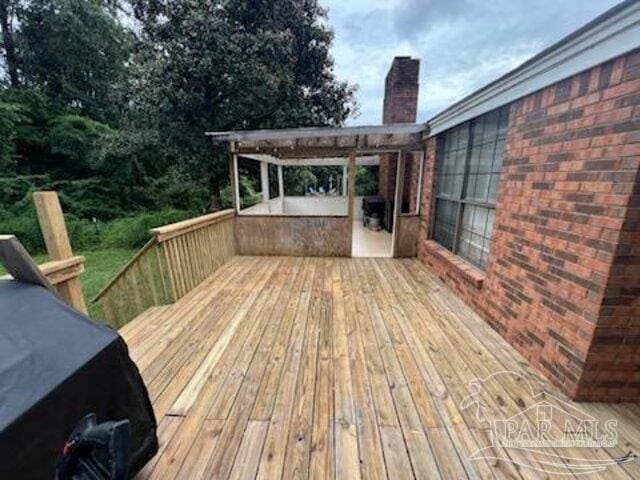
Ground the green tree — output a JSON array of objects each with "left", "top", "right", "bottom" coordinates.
[
  {"left": 17, "top": 0, "right": 132, "bottom": 123},
  {"left": 128, "top": 0, "right": 356, "bottom": 209},
  {"left": 0, "top": 100, "right": 20, "bottom": 172},
  {"left": 48, "top": 114, "right": 114, "bottom": 176},
  {"left": 0, "top": 0, "right": 21, "bottom": 87}
]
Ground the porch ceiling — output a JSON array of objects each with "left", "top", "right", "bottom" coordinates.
[{"left": 206, "top": 123, "right": 428, "bottom": 158}]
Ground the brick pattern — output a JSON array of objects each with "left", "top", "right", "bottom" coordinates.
[
  {"left": 379, "top": 57, "right": 420, "bottom": 202},
  {"left": 418, "top": 49, "right": 640, "bottom": 401},
  {"left": 579, "top": 161, "right": 640, "bottom": 400},
  {"left": 403, "top": 153, "right": 421, "bottom": 213},
  {"left": 378, "top": 154, "right": 397, "bottom": 201},
  {"left": 383, "top": 57, "right": 420, "bottom": 124}
]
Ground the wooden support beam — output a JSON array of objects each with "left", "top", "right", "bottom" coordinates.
[
  {"left": 277, "top": 164, "right": 284, "bottom": 211},
  {"left": 342, "top": 165, "right": 348, "bottom": 196},
  {"left": 392, "top": 151, "right": 406, "bottom": 258},
  {"left": 415, "top": 150, "right": 425, "bottom": 215},
  {"left": 33, "top": 191, "right": 87, "bottom": 313},
  {"left": 260, "top": 161, "right": 270, "bottom": 202},
  {"left": 229, "top": 142, "right": 240, "bottom": 213},
  {"left": 347, "top": 150, "right": 356, "bottom": 221}
]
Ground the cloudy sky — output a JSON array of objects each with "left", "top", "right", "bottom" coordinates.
[{"left": 321, "top": 0, "right": 623, "bottom": 125}]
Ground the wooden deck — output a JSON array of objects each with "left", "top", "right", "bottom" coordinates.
[{"left": 121, "top": 256, "right": 640, "bottom": 479}]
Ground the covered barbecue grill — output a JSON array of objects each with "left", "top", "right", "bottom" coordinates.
[
  {"left": 0, "top": 278, "right": 158, "bottom": 478},
  {"left": 362, "top": 196, "right": 393, "bottom": 232}
]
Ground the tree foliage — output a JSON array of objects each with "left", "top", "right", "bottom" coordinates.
[
  {"left": 128, "top": 0, "right": 356, "bottom": 208},
  {"left": 18, "top": 0, "right": 131, "bottom": 123},
  {"left": 0, "top": 0, "right": 357, "bottom": 220}
]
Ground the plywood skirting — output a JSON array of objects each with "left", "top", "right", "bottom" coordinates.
[
  {"left": 235, "top": 216, "right": 351, "bottom": 257},
  {"left": 395, "top": 215, "right": 420, "bottom": 257}
]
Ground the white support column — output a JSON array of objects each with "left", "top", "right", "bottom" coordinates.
[
  {"left": 229, "top": 142, "right": 241, "bottom": 214},
  {"left": 391, "top": 150, "right": 406, "bottom": 258},
  {"left": 277, "top": 164, "right": 284, "bottom": 213},
  {"left": 260, "top": 161, "right": 270, "bottom": 202},
  {"left": 342, "top": 165, "right": 348, "bottom": 196},
  {"left": 233, "top": 153, "right": 241, "bottom": 214}
]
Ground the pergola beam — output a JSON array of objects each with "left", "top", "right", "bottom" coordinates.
[
  {"left": 207, "top": 122, "right": 426, "bottom": 142},
  {"left": 214, "top": 123, "right": 427, "bottom": 159},
  {"left": 235, "top": 145, "right": 423, "bottom": 159},
  {"left": 238, "top": 153, "right": 381, "bottom": 167}
]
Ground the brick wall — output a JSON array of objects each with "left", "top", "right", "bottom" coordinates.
[
  {"left": 379, "top": 57, "right": 420, "bottom": 202},
  {"left": 382, "top": 56, "right": 420, "bottom": 124},
  {"left": 378, "top": 155, "right": 397, "bottom": 201},
  {"left": 418, "top": 49, "right": 640, "bottom": 402}
]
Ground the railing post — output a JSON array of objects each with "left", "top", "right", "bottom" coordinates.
[{"left": 33, "top": 191, "right": 87, "bottom": 313}]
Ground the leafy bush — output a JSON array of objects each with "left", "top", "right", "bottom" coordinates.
[
  {"left": 0, "top": 102, "right": 21, "bottom": 173},
  {"left": 146, "top": 168, "right": 210, "bottom": 212},
  {"left": 219, "top": 175, "right": 262, "bottom": 209},
  {"left": 0, "top": 208, "right": 195, "bottom": 254},
  {"left": 0, "top": 208, "right": 45, "bottom": 254},
  {"left": 48, "top": 114, "right": 115, "bottom": 176},
  {"left": 355, "top": 165, "right": 378, "bottom": 196},
  {"left": 99, "top": 209, "right": 195, "bottom": 249}
]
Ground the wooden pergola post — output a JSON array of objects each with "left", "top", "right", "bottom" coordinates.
[
  {"left": 277, "top": 164, "right": 284, "bottom": 211},
  {"left": 392, "top": 150, "right": 406, "bottom": 257},
  {"left": 342, "top": 165, "right": 348, "bottom": 196},
  {"left": 347, "top": 150, "right": 356, "bottom": 222},
  {"left": 260, "top": 161, "right": 270, "bottom": 202},
  {"left": 33, "top": 192, "right": 87, "bottom": 313},
  {"left": 229, "top": 142, "right": 240, "bottom": 213}
]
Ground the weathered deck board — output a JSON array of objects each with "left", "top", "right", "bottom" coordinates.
[{"left": 124, "top": 256, "right": 640, "bottom": 480}]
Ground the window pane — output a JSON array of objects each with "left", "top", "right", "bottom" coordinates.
[
  {"left": 457, "top": 205, "right": 495, "bottom": 268},
  {"left": 466, "top": 173, "right": 490, "bottom": 202},
  {"left": 488, "top": 173, "right": 501, "bottom": 202},
  {"left": 435, "top": 122, "right": 469, "bottom": 204},
  {"left": 433, "top": 199, "right": 458, "bottom": 251},
  {"left": 481, "top": 110, "right": 499, "bottom": 144},
  {"left": 463, "top": 106, "right": 508, "bottom": 204},
  {"left": 434, "top": 106, "right": 508, "bottom": 266}
]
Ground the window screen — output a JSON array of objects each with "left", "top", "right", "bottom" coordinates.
[{"left": 432, "top": 106, "right": 508, "bottom": 269}]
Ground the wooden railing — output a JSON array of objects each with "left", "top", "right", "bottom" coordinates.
[
  {"left": 39, "top": 255, "right": 85, "bottom": 287},
  {"left": 0, "top": 235, "right": 86, "bottom": 309},
  {"left": 93, "top": 209, "right": 236, "bottom": 328},
  {"left": 34, "top": 191, "right": 88, "bottom": 313}
]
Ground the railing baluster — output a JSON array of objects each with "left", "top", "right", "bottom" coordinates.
[{"left": 91, "top": 209, "right": 235, "bottom": 328}]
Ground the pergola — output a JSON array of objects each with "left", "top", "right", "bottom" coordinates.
[
  {"left": 207, "top": 123, "right": 428, "bottom": 257},
  {"left": 208, "top": 123, "right": 427, "bottom": 204}
]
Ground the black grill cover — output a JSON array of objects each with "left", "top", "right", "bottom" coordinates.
[
  {"left": 0, "top": 280, "right": 158, "bottom": 479},
  {"left": 362, "top": 196, "right": 385, "bottom": 218}
]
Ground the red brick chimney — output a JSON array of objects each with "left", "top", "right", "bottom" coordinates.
[
  {"left": 383, "top": 56, "right": 420, "bottom": 124},
  {"left": 379, "top": 57, "right": 420, "bottom": 205}
]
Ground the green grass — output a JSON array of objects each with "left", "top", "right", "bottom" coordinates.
[
  {"left": 1, "top": 248, "right": 136, "bottom": 322},
  {"left": 80, "top": 249, "right": 137, "bottom": 320}
]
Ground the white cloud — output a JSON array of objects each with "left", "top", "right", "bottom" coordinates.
[{"left": 322, "top": 0, "right": 623, "bottom": 125}]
